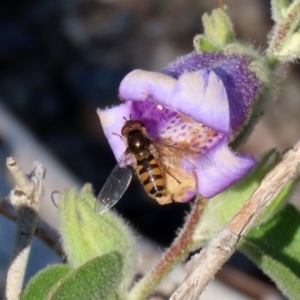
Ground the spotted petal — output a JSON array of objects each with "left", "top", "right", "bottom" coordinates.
[{"left": 120, "top": 69, "right": 230, "bottom": 135}]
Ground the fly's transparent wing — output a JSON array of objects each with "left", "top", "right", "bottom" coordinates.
[
  {"left": 96, "top": 161, "right": 132, "bottom": 214},
  {"left": 153, "top": 141, "right": 212, "bottom": 171}
]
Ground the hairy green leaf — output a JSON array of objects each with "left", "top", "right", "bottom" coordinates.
[
  {"left": 47, "top": 252, "right": 122, "bottom": 300},
  {"left": 240, "top": 204, "right": 300, "bottom": 299},
  {"left": 60, "top": 185, "right": 136, "bottom": 295},
  {"left": 21, "top": 265, "right": 72, "bottom": 300}
]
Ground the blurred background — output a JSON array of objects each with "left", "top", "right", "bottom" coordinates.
[{"left": 0, "top": 0, "right": 298, "bottom": 299}]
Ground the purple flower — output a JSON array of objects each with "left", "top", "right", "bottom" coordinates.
[{"left": 97, "top": 53, "right": 259, "bottom": 204}]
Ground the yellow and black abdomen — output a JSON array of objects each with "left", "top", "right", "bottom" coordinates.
[{"left": 136, "top": 152, "right": 166, "bottom": 198}]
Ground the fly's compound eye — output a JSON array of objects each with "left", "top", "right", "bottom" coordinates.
[
  {"left": 130, "top": 120, "right": 144, "bottom": 130},
  {"left": 121, "top": 120, "right": 145, "bottom": 135},
  {"left": 121, "top": 125, "right": 130, "bottom": 136}
]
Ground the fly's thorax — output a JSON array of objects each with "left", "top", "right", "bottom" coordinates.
[
  {"left": 135, "top": 150, "right": 151, "bottom": 161},
  {"left": 126, "top": 130, "right": 151, "bottom": 154}
]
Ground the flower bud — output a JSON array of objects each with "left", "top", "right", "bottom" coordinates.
[{"left": 60, "top": 184, "right": 136, "bottom": 295}]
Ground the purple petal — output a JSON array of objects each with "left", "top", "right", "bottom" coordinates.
[
  {"left": 164, "top": 53, "right": 261, "bottom": 135},
  {"left": 97, "top": 104, "right": 132, "bottom": 162},
  {"left": 196, "top": 138, "right": 257, "bottom": 198},
  {"left": 168, "top": 69, "right": 230, "bottom": 135},
  {"left": 119, "top": 68, "right": 230, "bottom": 135},
  {"left": 130, "top": 101, "right": 181, "bottom": 140},
  {"left": 119, "top": 70, "right": 176, "bottom": 103}
]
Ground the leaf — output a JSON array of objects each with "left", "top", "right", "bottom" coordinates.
[
  {"left": 46, "top": 252, "right": 122, "bottom": 300},
  {"left": 21, "top": 265, "right": 72, "bottom": 300},
  {"left": 60, "top": 185, "right": 136, "bottom": 294},
  {"left": 193, "top": 35, "right": 222, "bottom": 53},
  {"left": 240, "top": 204, "right": 300, "bottom": 300}
]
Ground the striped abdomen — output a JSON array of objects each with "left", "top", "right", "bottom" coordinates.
[{"left": 136, "top": 152, "right": 167, "bottom": 198}]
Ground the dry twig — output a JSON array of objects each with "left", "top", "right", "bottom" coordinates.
[
  {"left": 5, "top": 158, "right": 46, "bottom": 300},
  {"left": 0, "top": 195, "right": 62, "bottom": 257},
  {"left": 170, "top": 141, "right": 300, "bottom": 299}
]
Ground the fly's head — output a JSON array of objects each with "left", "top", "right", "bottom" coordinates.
[
  {"left": 122, "top": 119, "right": 151, "bottom": 153},
  {"left": 121, "top": 119, "right": 145, "bottom": 137}
]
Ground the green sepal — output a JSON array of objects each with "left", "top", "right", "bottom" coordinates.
[
  {"left": 193, "top": 35, "right": 222, "bottom": 53},
  {"left": 240, "top": 204, "right": 300, "bottom": 300},
  {"left": 192, "top": 150, "right": 297, "bottom": 247},
  {"left": 271, "top": 0, "right": 290, "bottom": 22},
  {"left": 268, "top": 0, "right": 300, "bottom": 63},
  {"left": 21, "top": 265, "right": 73, "bottom": 300},
  {"left": 271, "top": 0, "right": 300, "bottom": 26},
  {"left": 223, "top": 43, "right": 265, "bottom": 65},
  {"left": 46, "top": 252, "right": 122, "bottom": 300},
  {"left": 276, "top": 32, "right": 300, "bottom": 61},
  {"left": 201, "top": 6, "right": 235, "bottom": 49},
  {"left": 60, "top": 184, "right": 136, "bottom": 295}
]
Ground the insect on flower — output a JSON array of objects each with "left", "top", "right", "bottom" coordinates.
[
  {"left": 96, "top": 117, "right": 212, "bottom": 214},
  {"left": 97, "top": 62, "right": 259, "bottom": 212}
]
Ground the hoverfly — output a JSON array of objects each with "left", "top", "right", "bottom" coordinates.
[{"left": 96, "top": 118, "right": 211, "bottom": 214}]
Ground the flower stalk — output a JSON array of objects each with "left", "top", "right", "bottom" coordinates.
[{"left": 128, "top": 196, "right": 208, "bottom": 300}]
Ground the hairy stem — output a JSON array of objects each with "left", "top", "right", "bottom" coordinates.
[{"left": 128, "top": 196, "right": 208, "bottom": 300}]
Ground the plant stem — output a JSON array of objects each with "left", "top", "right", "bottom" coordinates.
[{"left": 128, "top": 196, "right": 208, "bottom": 300}]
